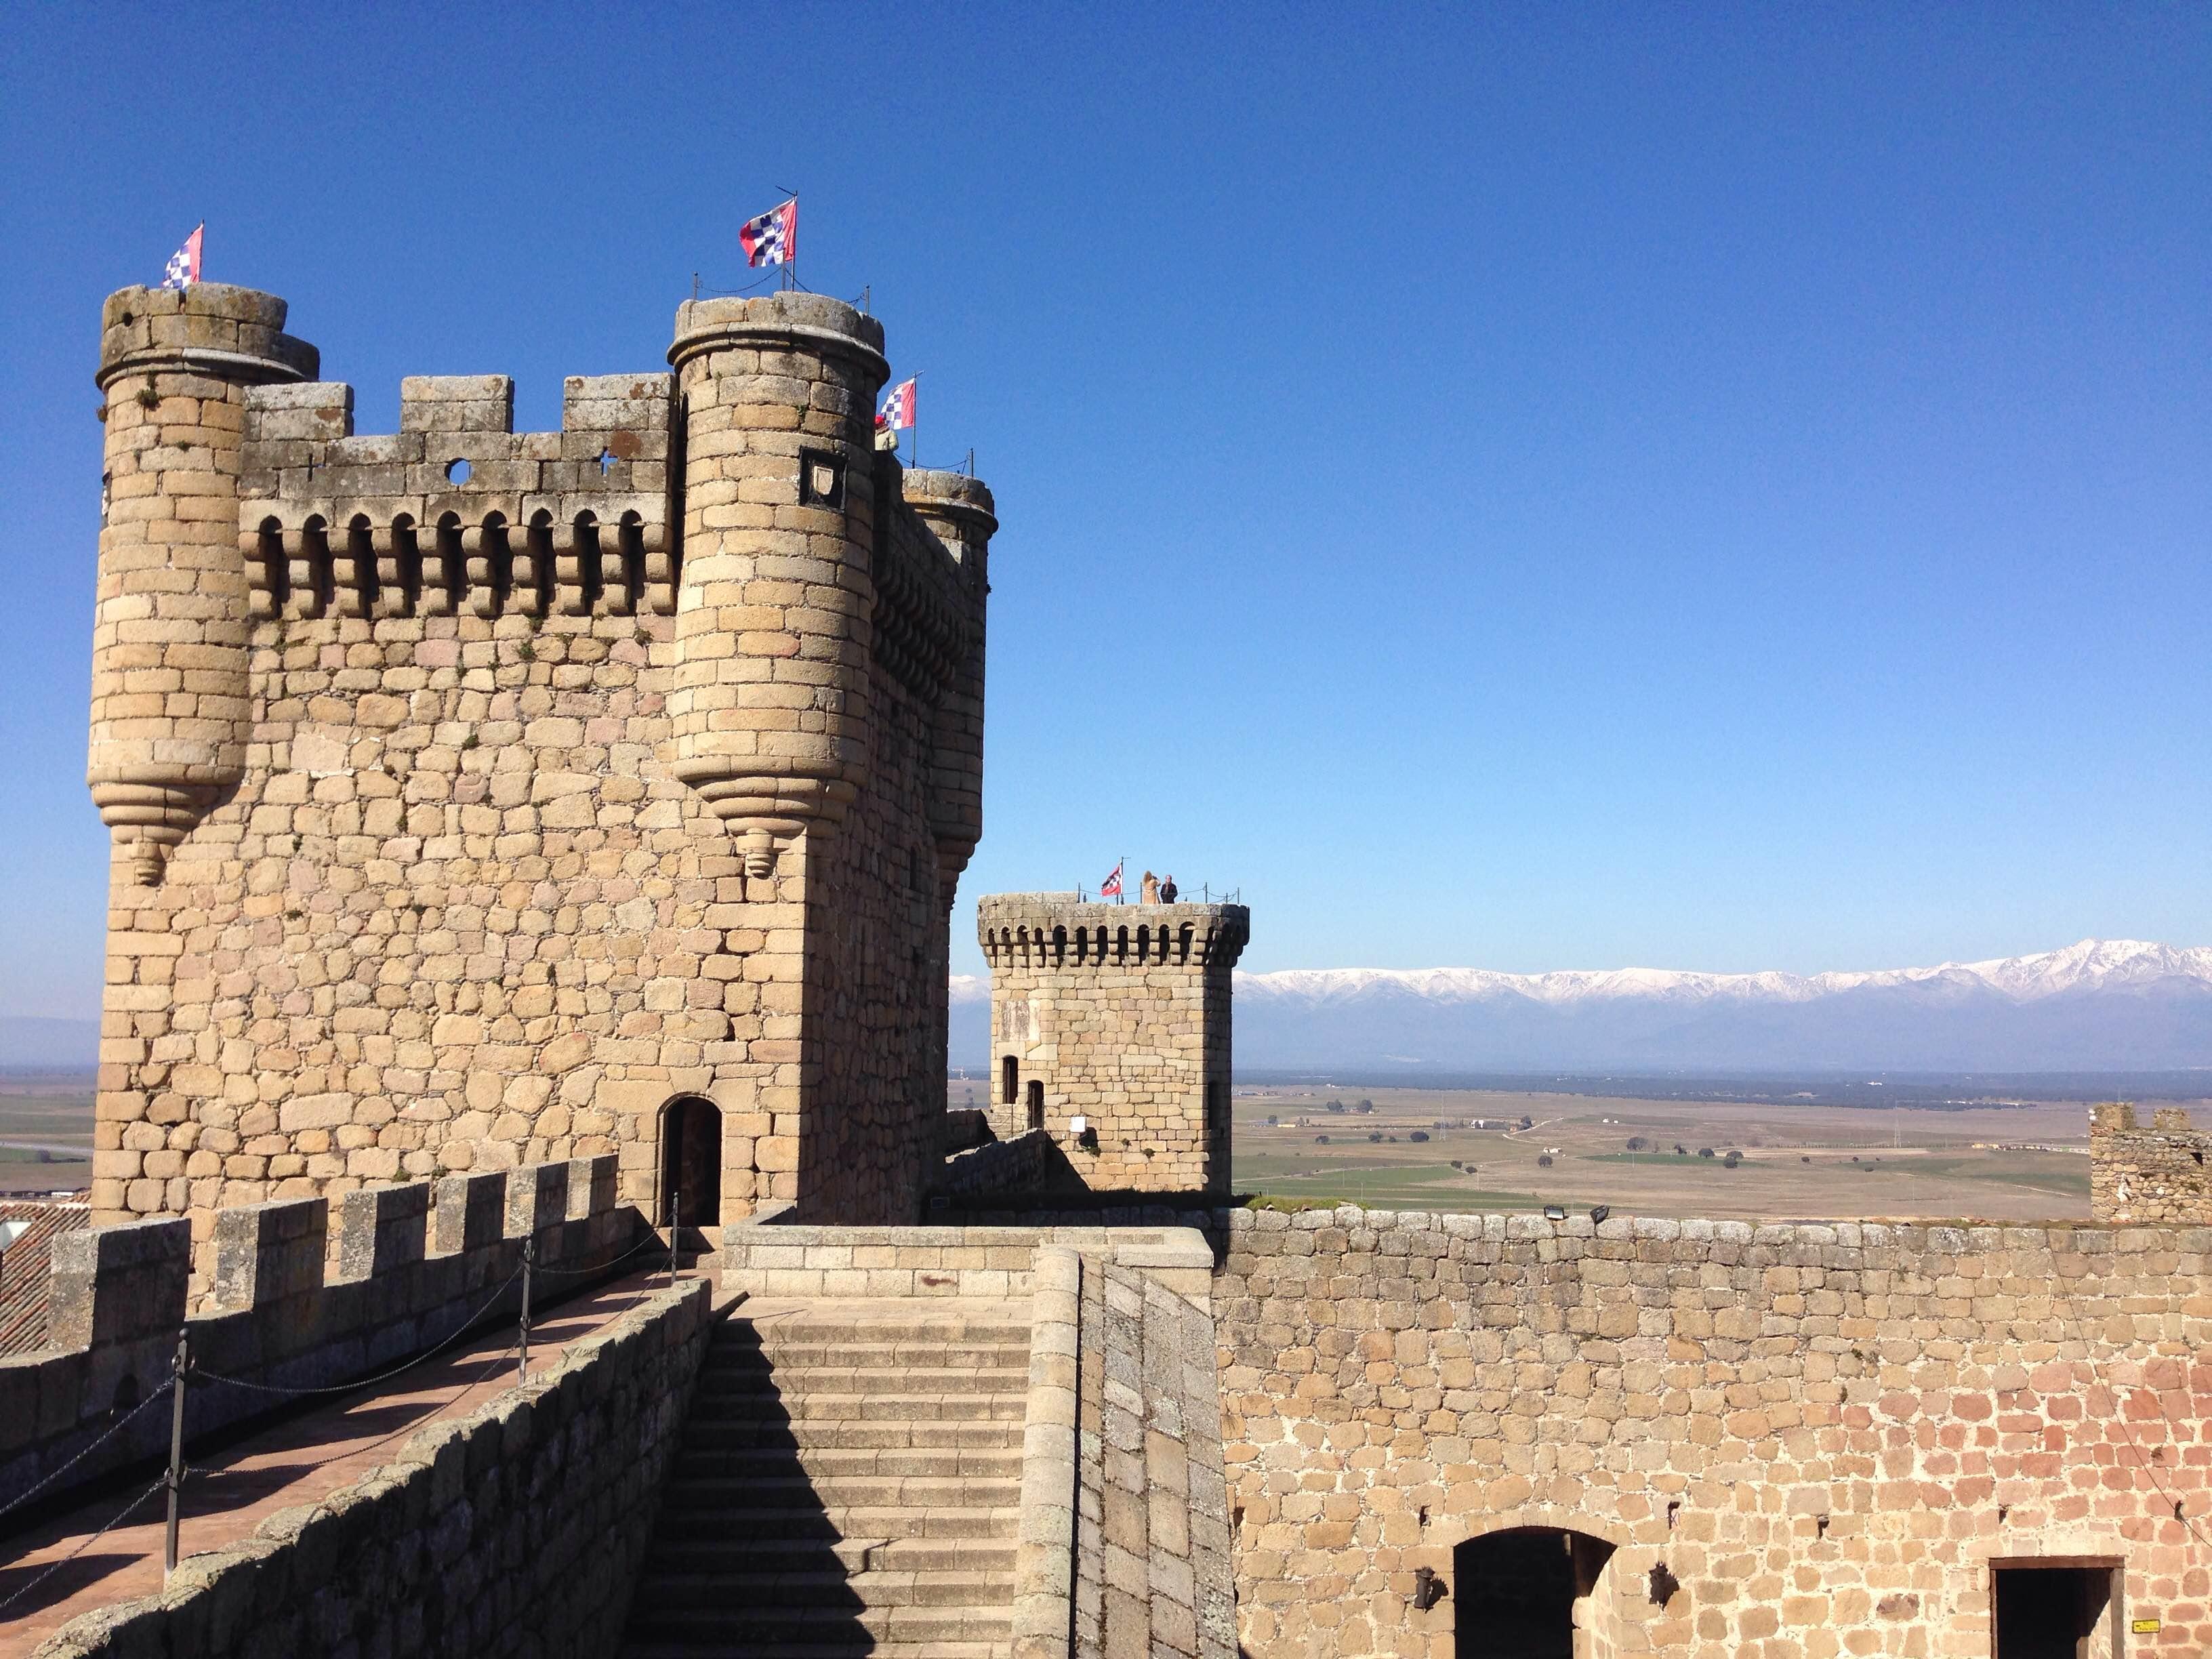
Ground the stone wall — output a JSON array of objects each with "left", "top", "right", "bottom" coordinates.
[
  {"left": 1074, "top": 1255, "right": 1236, "bottom": 1659},
  {"left": 720, "top": 1220, "right": 1216, "bottom": 1308},
  {"left": 977, "top": 897, "right": 1249, "bottom": 1195},
  {"left": 936, "top": 1128, "right": 1083, "bottom": 1204},
  {"left": 32, "top": 1278, "right": 714, "bottom": 1659},
  {"left": 1216, "top": 1204, "right": 2212, "bottom": 1659},
  {"left": 86, "top": 284, "right": 996, "bottom": 1236},
  {"left": 0, "top": 1155, "right": 634, "bottom": 1513},
  {"left": 2091, "top": 1101, "right": 2212, "bottom": 1223}
]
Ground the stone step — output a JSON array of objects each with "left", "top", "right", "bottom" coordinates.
[
  {"left": 687, "top": 1391, "right": 1028, "bottom": 1424},
  {"left": 625, "top": 1602, "right": 1013, "bottom": 1647},
  {"left": 694, "top": 1364, "right": 1031, "bottom": 1395},
  {"left": 677, "top": 1417, "right": 1025, "bottom": 1452},
  {"left": 649, "top": 1535, "right": 1018, "bottom": 1577},
  {"left": 705, "top": 1340, "right": 1032, "bottom": 1372},
  {"left": 673, "top": 1504, "right": 1020, "bottom": 1542},
  {"left": 670, "top": 1445, "right": 1025, "bottom": 1480},
  {"left": 728, "top": 1319, "right": 1031, "bottom": 1347},
  {"left": 631, "top": 1568, "right": 1013, "bottom": 1611},
  {"left": 626, "top": 1643, "right": 1008, "bottom": 1659},
  {"left": 657, "top": 1474, "right": 1020, "bottom": 1511}
]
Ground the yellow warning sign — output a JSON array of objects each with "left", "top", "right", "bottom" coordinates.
[{"left": 2131, "top": 1618, "right": 2162, "bottom": 1634}]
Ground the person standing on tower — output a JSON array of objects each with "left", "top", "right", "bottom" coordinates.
[
  {"left": 1141, "top": 870, "right": 1161, "bottom": 904},
  {"left": 1160, "top": 874, "right": 1179, "bottom": 904}
]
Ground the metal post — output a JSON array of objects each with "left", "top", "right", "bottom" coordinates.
[
  {"left": 670, "top": 1187, "right": 680, "bottom": 1288},
  {"left": 163, "top": 1330, "right": 188, "bottom": 1576},
  {"left": 517, "top": 1237, "right": 535, "bottom": 1385}
]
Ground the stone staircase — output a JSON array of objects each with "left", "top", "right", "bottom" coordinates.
[{"left": 621, "top": 1296, "right": 1033, "bottom": 1659}]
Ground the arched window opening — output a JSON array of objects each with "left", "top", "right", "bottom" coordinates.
[
  {"left": 1002, "top": 1054, "right": 1020, "bottom": 1106},
  {"left": 572, "top": 510, "right": 603, "bottom": 613},
  {"left": 392, "top": 513, "right": 421, "bottom": 613},
  {"left": 617, "top": 510, "right": 647, "bottom": 613},
  {"left": 1452, "top": 1527, "right": 1616, "bottom": 1659},
  {"left": 1052, "top": 925, "right": 1067, "bottom": 964},
  {"left": 346, "top": 515, "right": 378, "bottom": 615},
  {"left": 257, "top": 518, "right": 289, "bottom": 610},
  {"left": 300, "top": 515, "right": 333, "bottom": 617},
  {"left": 484, "top": 512, "right": 514, "bottom": 614},
  {"left": 434, "top": 513, "right": 464, "bottom": 613},
  {"left": 1027, "top": 1078, "right": 1045, "bottom": 1132},
  {"left": 658, "top": 1094, "right": 722, "bottom": 1230},
  {"left": 1136, "top": 924, "right": 1151, "bottom": 962}
]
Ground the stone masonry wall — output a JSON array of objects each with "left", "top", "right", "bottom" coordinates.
[
  {"left": 2091, "top": 1101, "right": 2212, "bottom": 1224},
  {"left": 1074, "top": 1256, "right": 1237, "bottom": 1659},
  {"left": 977, "top": 897, "right": 1248, "bottom": 1195},
  {"left": 1216, "top": 1204, "right": 2212, "bottom": 1659},
  {"left": 33, "top": 1279, "right": 714, "bottom": 1659},
  {"left": 87, "top": 285, "right": 994, "bottom": 1239}
]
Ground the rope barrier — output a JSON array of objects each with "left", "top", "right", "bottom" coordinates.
[
  {"left": 0, "top": 1476, "right": 167, "bottom": 1616},
  {"left": 194, "top": 1263, "right": 525, "bottom": 1399},
  {"left": 530, "top": 1227, "right": 671, "bottom": 1280},
  {"left": 0, "top": 1381, "right": 175, "bottom": 1523}
]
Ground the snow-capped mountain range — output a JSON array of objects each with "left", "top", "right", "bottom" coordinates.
[{"left": 950, "top": 940, "right": 2212, "bottom": 1071}]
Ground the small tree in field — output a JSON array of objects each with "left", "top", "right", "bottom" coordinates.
[
  {"left": 1315, "top": 1134, "right": 1330, "bottom": 1144},
  {"left": 1410, "top": 1130, "right": 1429, "bottom": 1143},
  {"left": 1536, "top": 1153, "right": 1554, "bottom": 1168},
  {"left": 1698, "top": 1147, "right": 1715, "bottom": 1159},
  {"left": 1625, "top": 1136, "right": 1650, "bottom": 1152},
  {"left": 1724, "top": 1150, "right": 1742, "bottom": 1168}
]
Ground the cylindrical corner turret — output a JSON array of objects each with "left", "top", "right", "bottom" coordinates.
[
  {"left": 903, "top": 470, "right": 998, "bottom": 903},
  {"left": 666, "top": 293, "right": 890, "bottom": 872},
  {"left": 89, "top": 284, "right": 317, "bottom": 882}
]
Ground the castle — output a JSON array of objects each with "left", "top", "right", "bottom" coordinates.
[
  {"left": 86, "top": 279, "right": 994, "bottom": 1248},
  {"left": 4, "top": 274, "right": 2210, "bottom": 1659}
]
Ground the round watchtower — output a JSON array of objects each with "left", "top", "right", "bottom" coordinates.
[
  {"left": 90, "top": 284, "right": 317, "bottom": 883},
  {"left": 665, "top": 293, "right": 889, "bottom": 876}
]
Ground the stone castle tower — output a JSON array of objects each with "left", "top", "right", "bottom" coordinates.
[
  {"left": 87, "top": 280, "right": 996, "bottom": 1235},
  {"left": 976, "top": 894, "right": 1249, "bottom": 1193}
]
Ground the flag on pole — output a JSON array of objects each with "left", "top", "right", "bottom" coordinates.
[
  {"left": 1099, "top": 861, "right": 1124, "bottom": 899},
  {"left": 161, "top": 224, "right": 204, "bottom": 290},
  {"left": 878, "top": 377, "right": 916, "bottom": 431},
  {"left": 738, "top": 198, "right": 797, "bottom": 267}
]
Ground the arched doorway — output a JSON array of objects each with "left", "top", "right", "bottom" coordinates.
[
  {"left": 659, "top": 1096, "right": 722, "bottom": 1229},
  {"left": 1454, "top": 1527, "right": 1617, "bottom": 1659},
  {"left": 1026, "top": 1078, "right": 1045, "bottom": 1132}
]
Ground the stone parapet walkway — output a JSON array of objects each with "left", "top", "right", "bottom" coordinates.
[{"left": 0, "top": 1263, "right": 718, "bottom": 1656}]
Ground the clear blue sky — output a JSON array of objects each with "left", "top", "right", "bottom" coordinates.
[{"left": 3, "top": 5, "right": 2208, "bottom": 1019}]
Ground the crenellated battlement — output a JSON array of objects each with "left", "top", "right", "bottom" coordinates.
[
  {"left": 977, "top": 895, "right": 1251, "bottom": 968},
  {"left": 239, "top": 372, "right": 678, "bottom": 621},
  {"left": 2089, "top": 1100, "right": 2212, "bottom": 1223},
  {"left": 0, "top": 1154, "right": 636, "bottom": 1513}
]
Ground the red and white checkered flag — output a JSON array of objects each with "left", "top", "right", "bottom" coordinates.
[
  {"left": 161, "top": 224, "right": 203, "bottom": 290},
  {"left": 739, "top": 199, "right": 796, "bottom": 268},
  {"left": 878, "top": 377, "right": 916, "bottom": 431},
  {"left": 1099, "top": 861, "right": 1124, "bottom": 899}
]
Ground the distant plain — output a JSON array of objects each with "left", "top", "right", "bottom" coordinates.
[
  {"left": 0, "top": 1073, "right": 94, "bottom": 1193},
  {"left": 1217, "top": 1084, "right": 2135, "bottom": 1223}
]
